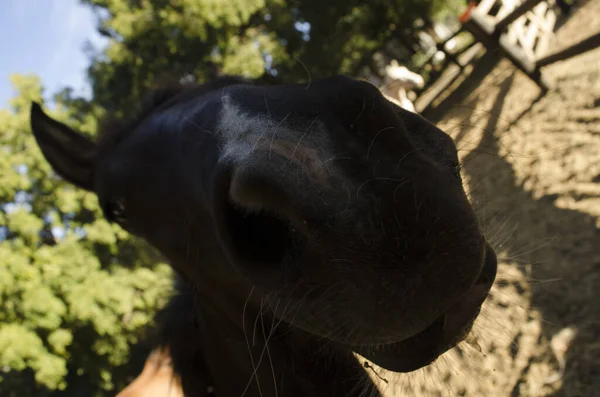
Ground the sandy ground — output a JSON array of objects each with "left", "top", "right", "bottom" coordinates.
[{"left": 370, "top": 1, "right": 600, "bottom": 396}]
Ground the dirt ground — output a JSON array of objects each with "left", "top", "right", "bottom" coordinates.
[{"left": 370, "top": 1, "right": 600, "bottom": 396}]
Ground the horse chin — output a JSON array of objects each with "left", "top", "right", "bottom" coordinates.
[
  {"left": 350, "top": 309, "right": 478, "bottom": 373},
  {"left": 353, "top": 246, "right": 497, "bottom": 373}
]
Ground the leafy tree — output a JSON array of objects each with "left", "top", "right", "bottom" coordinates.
[
  {"left": 82, "top": 0, "right": 461, "bottom": 113},
  {"left": 0, "top": 75, "right": 173, "bottom": 396}
]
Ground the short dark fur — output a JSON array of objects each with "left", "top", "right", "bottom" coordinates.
[
  {"left": 30, "top": 74, "right": 498, "bottom": 397},
  {"left": 96, "top": 76, "right": 250, "bottom": 155}
]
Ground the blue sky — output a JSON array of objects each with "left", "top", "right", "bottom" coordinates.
[{"left": 0, "top": 1, "right": 108, "bottom": 109}]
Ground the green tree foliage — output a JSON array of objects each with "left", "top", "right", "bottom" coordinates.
[
  {"left": 0, "top": 75, "right": 173, "bottom": 396},
  {"left": 83, "top": 0, "right": 458, "bottom": 113}
]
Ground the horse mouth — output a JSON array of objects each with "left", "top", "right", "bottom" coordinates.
[
  {"left": 351, "top": 306, "right": 480, "bottom": 373},
  {"left": 351, "top": 246, "right": 497, "bottom": 373}
]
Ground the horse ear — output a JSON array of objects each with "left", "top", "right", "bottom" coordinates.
[{"left": 30, "top": 102, "right": 97, "bottom": 191}]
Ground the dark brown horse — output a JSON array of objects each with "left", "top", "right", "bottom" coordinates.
[{"left": 30, "top": 74, "right": 497, "bottom": 397}]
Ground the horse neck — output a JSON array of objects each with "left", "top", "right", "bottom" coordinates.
[{"left": 193, "top": 265, "right": 380, "bottom": 397}]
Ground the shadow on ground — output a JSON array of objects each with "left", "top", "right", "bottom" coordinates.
[{"left": 421, "top": 29, "right": 600, "bottom": 396}]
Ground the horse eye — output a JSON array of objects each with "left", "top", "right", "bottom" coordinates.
[{"left": 104, "top": 197, "right": 127, "bottom": 224}]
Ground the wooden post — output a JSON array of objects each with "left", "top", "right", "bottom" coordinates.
[
  {"left": 536, "top": 31, "right": 600, "bottom": 67},
  {"left": 454, "top": 38, "right": 480, "bottom": 57},
  {"left": 436, "top": 24, "right": 466, "bottom": 67},
  {"left": 493, "top": 0, "right": 545, "bottom": 37},
  {"left": 437, "top": 43, "right": 465, "bottom": 70},
  {"left": 464, "top": 9, "right": 550, "bottom": 91}
]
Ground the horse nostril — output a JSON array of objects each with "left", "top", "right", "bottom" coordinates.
[
  {"left": 222, "top": 200, "right": 302, "bottom": 266},
  {"left": 212, "top": 165, "right": 306, "bottom": 287}
]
